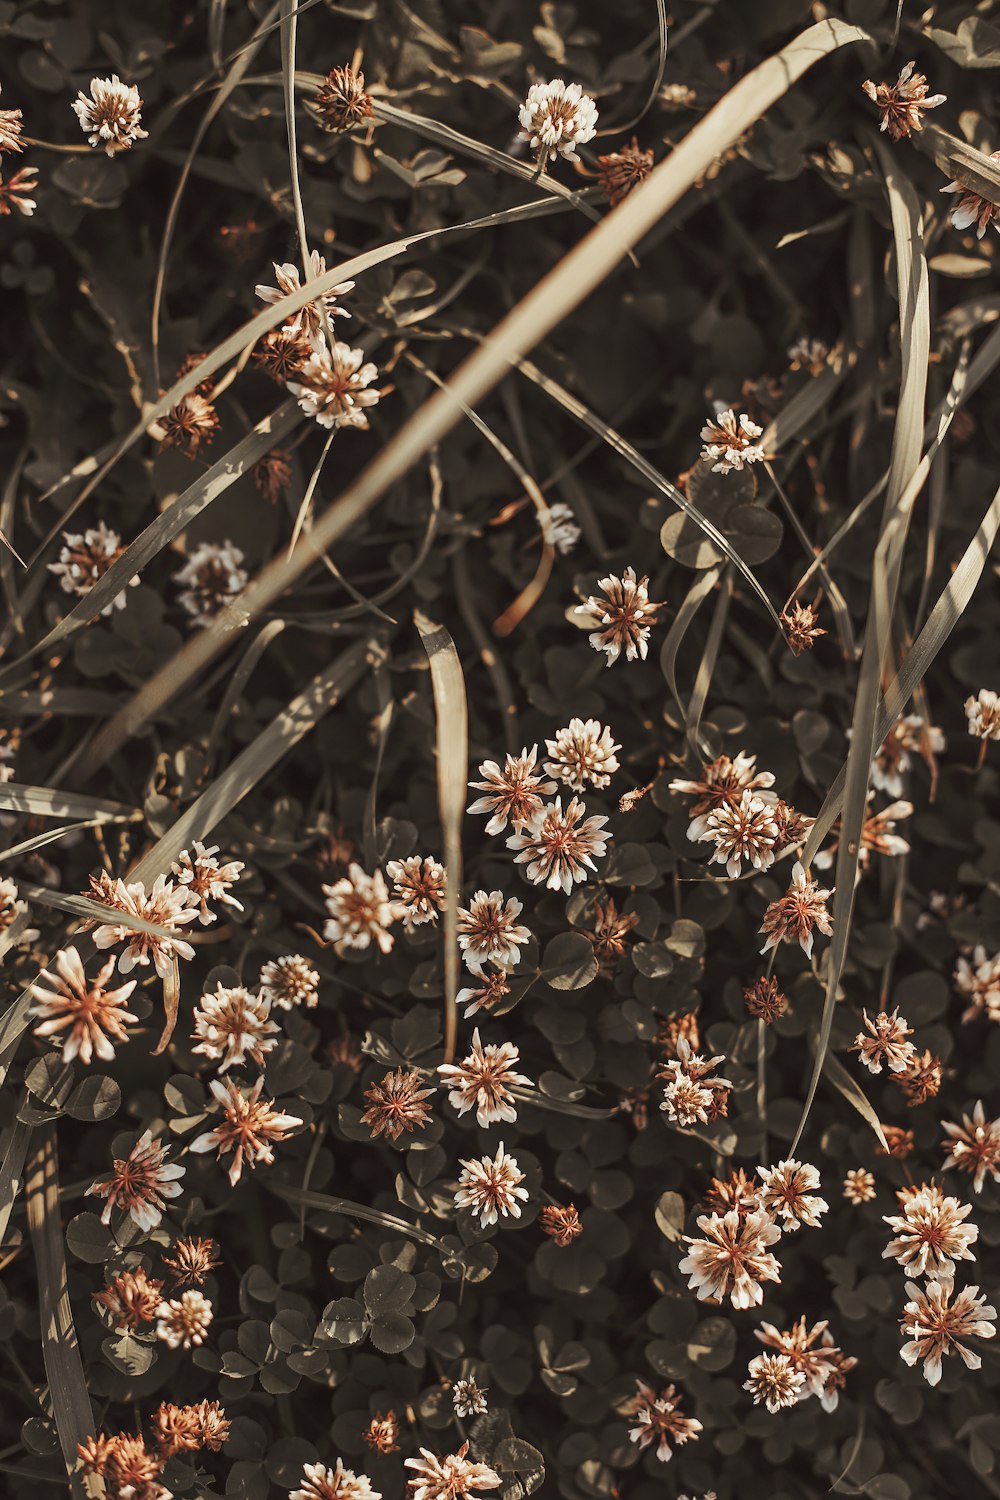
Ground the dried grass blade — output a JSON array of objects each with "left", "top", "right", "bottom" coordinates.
[
  {"left": 268, "top": 1180, "right": 446, "bottom": 1248},
  {"left": 0, "top": 1114, "right": 32, "bottom": 1247},
  {"left": 25, "top": 1127, "right": 96, "bottom": 1494},
  {"left": 414, "top": 612, "right": 468, "bottom": 1065},
  {"left": 660, "top": 567, "right": 722, "bottom": 728},
  {"left": 792, "top": 142, "right": 930, "bottom": 1152},
  {"left": 0, "top": 783, "right": 140, "bottom": 822},
  {"left": 818, "top": 1048, "right": 888, "bottom": 1149}
]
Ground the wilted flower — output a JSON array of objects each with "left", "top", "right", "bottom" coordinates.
[
  {"left": 965, "top": 688, "right": 1000, "bottom": 740},
  {"left": 759, "top": 861, "right": 833, "bottom": 958},
  {"left": 843, "top": 1169, "right": 877, "bottom": 1204},
  {"left": 364, "top": 1412, "right": 400, "bottom": 1455},
  {"left": 405, "top": 1442, "right": 500, "bottom": 1500},
  {"left": 899, "top": 1277, "right": 997, "bottom": 1385},
  {"left": 173, "top": 540, "right": 248, "bottom": 625},
  {"left": 941, "top": 1102, "right": 1000, "bottom": 1193},
  {"left": 539, "top": 502, "right": 581, "bottom": 554},
  {"left": 679, "top": 1207, "right": 782, "bottom": 1309},
  {"left": 597, "top": 138, "right": 654, "bottom": 205},
  {"left": 756, "top": 1159, "right": 828, "bottom": 1232},
  {"left": 78, "top": 1433, "right": 163, "bottom": 1496},
  {"left": 544, "top": 718, "right": 620, "bottom": 791},
  {"left": 703, "top": 1168, "right": 760, "bottom": 1218},
  {"left": 467, "top": 746, "right": 557, "bottom": 833},
  {"left": 254, "top": 448, "right": 294, "bottom": 505},
  {"left": 48, "top": 522, "right": 137, "bottom": 614},
  {"left": 72, "top": 75, "right": 147, "bottom": 155},
  {"left": 943, "top": 154, "right": 1000, "bottom": 238},
  {"left": 457, "top": 891, "right": 531, "bottom": 976},
  {"left": 862, "top": 61, "right": 945, "bottom": 140},
  {"left": 255, "top": 251, "right": 354, "bottom": 337},
  {"left": 29, "top": 946, "right": 138, "bottom": 1065},
  {"left": 517, "top": 78, "right": 598, "bottom": 164},
  {"left": 191, "top": 983, "right": 279, "bottom": 1072},
  {"left": 0, "top": 85, "right": 23, "bottom": 154},
  {"left": 171, "top": 842, "right": 244, "bottom": 925},
  {"left": 159, "top": 391, "right": 220, "bottom": 458},
  {"left": 584, "top": 895, "right": 640, "bottom": 975},
  {"left": 452, "top": 1378, "right": 489, "bottom": 1418},
  {"left": 787, "top": 338, "right": 829, "bottom": 373},
  {"left": 771, "top": 799, "right": 814, "bottom": 852},
  {"left": 458, "top": 971, "right": 512, "bottom": 1019},
  {"left": 743, "top": 976, "right": 788, "bottom": 1024},
  {"left": 361, "top": 1068, "right": 435, "bottom": 1142},
  {"left": 385, "top": 855, "right": 447, "bottom": 928},
  {"left": 0, "top": 163, "right": 37, "bottom": 216},
  {"left": 89, "top": 871, "right": 198, "bottom": 977},
  {"left": 897, "top": 1049, "right": 943, "bottom": 1106},
  {"left": 872, "top": 714, "right": 945, "bottom": 797},
  {"left": 258, "top": 954, "right": 320, "bottom": 1011},
  {"left": 0, "top": 877, "right": 36, "bottom": 944},
  {"left": 625, "top": 1380, "right": 702, "bottom": 1462},
  {"left": 780, "top": 601, "right": 826, "bottom": 655},
  {"left": 506, "top": 795, "right": 610, "bottom": 893},
  {"left": 312, "top": 66, "right": 374, "bottom": 133},
  {"left": 744, "top": 1352, "right": 806, "bottom": 1412},
  {"left": 671, "top": 751, "right": 776, "bottom": 839},
  {"left": 322, "top": 864, "right": 397, "bottom": 954},
  {"left": 288, "top": 336, "right": 381, "bottom": 430},
  {"left": 955, "top": 946, "right": 1000, "bottom": 1024},
  {"left": 756, "top": 1317, "right": 851, "bottom": 1410},
  {"left": 853, "top": 1008, "right": 916, "bottom": 1075},
  {"left": 190, "top": 1076, "right": 302, "bottom": 1186},
  {"left": 816, "top": 797, "right": 912, "bottom": 873},
  {"left": 700, "top": 409, "right": 764, "bottom": 473},
  {"left": 438, "top": 1028, "right": 532, "bottom": 1127},
  {"left": 94, "top": 1268, "right": 164, "bottom": 1330},
  {"left": 539, "top": 1203, "right": 583, "bottom": 1246},
  {"left": 153, "top": 1398, "right": 229, "bottom": 1458},
  {"left": 292, "top": 1459, "right": 382, "bottom": 1500},
  {"left": 156, "top": 1290, "right": 213, "bottom": 1349},
  {"left": 87, "top": 1130, "right": 185, "bottom": 1233},
  {"left": 883, "top": 1188, "right": 978, "bottom": 1278},
  {"left": 698, "top": 789, "right": 779, "bottom": 878},
  {"left": 163, "top": 1235, "right": 222, "bottom": 1287},
  {"left": 878, "top": 1124, "right": 916, "bottom": 1159},
  {"left": 659, "top": 1037, "right": 733, "bottom": 1127},
  {"left": 255, "top": 323, "right": 314, "bottom": 382},
  {"left": 454, "top": 1141, "right": 528, "bottom": 1226},
  {"left": 577, "top": 567, "right": 662, "bottom": 666}
]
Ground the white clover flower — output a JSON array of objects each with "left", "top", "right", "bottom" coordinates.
[{"left": 517, "top": 79, "right": 598, "bottom": 164}]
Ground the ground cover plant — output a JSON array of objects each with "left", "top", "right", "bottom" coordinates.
[{"left": 2, "top": 1, "right": 1000, "bottom": 1498}]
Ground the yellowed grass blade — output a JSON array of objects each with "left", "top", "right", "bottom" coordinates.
[
  {"left": 792, "top": 140, "right": 930, "bottom": 1152},
  {"left": 26, "top": 1128, "right": 96, "bottom": 1495},
  {"left": 414, "top": 612, "right": 468, "bottom": 1065}
]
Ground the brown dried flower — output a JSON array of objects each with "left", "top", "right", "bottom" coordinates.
[
  {"left": 94, "top": 1268, "right": 164, "bottom": 1330},
  {"left": 313, "top": 66, "right": 374, "bottom": 133},
  {"left": 743, "top": 976, "right": 788, "bottom": 1024},
  {"left": 781, "top": 601, "right": 826, "bottom": 655},
  {"left": 163, "top": 1235, "right": 222, "bottom": 1287},
  {"left": 862, "top": 62, "right": 945, "bottom": 142},
  {"left": 597, "top": 138, "right": 654, "bottom": 205},
  {"left": 540, "top": 1203, "right": 583, "bottom": 1247},
  {"left": 254, "top": 448, "right": 294, "bottom": 503},
  {"left": 361, "top": 1067, "right": 435, "bottom": 1142},
  {"left": 159, "top": 391, "right": 220, "bottom": 458},
  {"left": 364, "top": 1410, "right": 401, "bottom": 1455}
]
